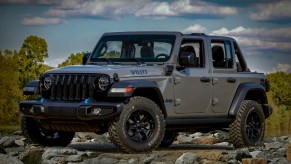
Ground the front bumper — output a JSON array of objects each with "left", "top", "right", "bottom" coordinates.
[{"left": 19, "top": 99, "right": 123, "bottom": 120}]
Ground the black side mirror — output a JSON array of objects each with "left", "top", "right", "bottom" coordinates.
[
  {"left": 83, "top": 53, "right": 91, "bottom": 65},
  {"left": 179, "top": 52, "right": 195, "bottom": 67}
]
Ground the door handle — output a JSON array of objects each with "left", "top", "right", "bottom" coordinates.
[
  {"left": 227, "top": 77, "right": 236, "bottom": 83},
  {"left": 200, "top": 77, "right": 211, "bottom": 83}
]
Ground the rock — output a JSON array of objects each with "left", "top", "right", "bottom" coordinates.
[
  {"left": 177, "top": 135, "right": 194, "bottom": 144},
  {"left": 228, "top": 148, "right": 251, "bottom": 161},
  {"left": 213, "top": 142, "right": 230, "bottom": 146},
  {"left": 80, "top": 155, "right": 119, "bottom": 164},
  {"left": 287, "top": 144, "right": 291, "bottom": 161},
  {"left": 228, "top": 159, "right": 237, "bottom": 164},
  {"left": 213, "top": 132, "right": 229, "bottom": 141},
  {"left": 250, "top": 151, "right": 266, "bottom": 158},
  {"left": 0, "top": 153, "right": 24, "bottom": 164},
  {"left": 2, "top": 136, "right": 22, "bottom": 148},
  {"left": 65, "top": 155, "right": 82, "bottom": 162},
  {"left": 242, "top": 158, "right": 266, "bottom": 164},
  {"left": 189, "top": 132, "right": 203, "bottom": 138},
  {"left": 270, "top": 157, "right": 289, "bottom": 164},
  {"left": 42, "top": 147, "right": 77, "bottom": 160},
  {"left": 128, "top": 158, "right": 138, "bottom": 164},
  {"left": 19, "top": 147, "right": 43, "bottom": 163},
  {"left": 71, "top": 137, "right": 81, "bottom": 143},
  {"left": 14, "top": 140, "right": 25, "bottom": 147},
  {"left": 0, "top": 136, "right": 10, "bottom": 146},
  {"left": 194, "top": 136, "right": 217, "bottom": 145},
  {"left": 279, "top": 136, "right": 289, "bottom": 141},
  {"left": 143, "top": 155, "right": 156, "bottom": 164},
  {"left": 175, "top": 152, "right": 198, "bottom": 164},
  {"left": 91, "top": 134, "right": 111, "bottom": 143},
  {"left": 0, "top": 145, "right": 6, "bottom": 154},
  {"left": 264, "top": 142, "right": 283, "bottom": 150},
  {"left": 13, "top": 131, "right": 22, "bottom": 135}
]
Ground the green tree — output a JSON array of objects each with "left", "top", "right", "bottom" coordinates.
[
  {"left": 58, "top": 52, "right": 84, "bottom": 67},
  {"left": 0, "top": 50, "right": 22, "bottom": 124},
  {"left": 267, "top": 72, "right": 291, "bottom": 108},
  {"left": 18, "top": 35, "right": 49, "bottom": 87}
]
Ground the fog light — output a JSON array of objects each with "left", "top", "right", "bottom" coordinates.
[{"left": 92, "top": 107, "right": 101, "bottom": 115}]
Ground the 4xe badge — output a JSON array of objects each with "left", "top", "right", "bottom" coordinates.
[{"left": 130, "top": 69, "right": 148, "bottom": 75}]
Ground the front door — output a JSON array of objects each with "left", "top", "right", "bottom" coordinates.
[{"left": 174, "top": 39, "right": 212, "bottom": 115}]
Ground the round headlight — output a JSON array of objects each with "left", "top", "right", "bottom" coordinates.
[
  {"left": 97, "top": 76, "right": 110, "bottom": 91},
  {"left": 43, "top": 76, "right": 52, "bottom": 90}
]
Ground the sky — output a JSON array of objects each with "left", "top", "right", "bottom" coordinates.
[{"left": 0, "top": 0, "right": 291, "bottom": 73}]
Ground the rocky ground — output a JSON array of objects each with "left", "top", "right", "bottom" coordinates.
[{"left": 0, "top": 131, "right": 290, "bottom": 164}]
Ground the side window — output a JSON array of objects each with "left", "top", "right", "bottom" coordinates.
[
  {"left": 180, "top": 40, "right": 204, "bottom": 67},
  {"left": 211, "top": 41, "right": 233, "bottom": 69}
]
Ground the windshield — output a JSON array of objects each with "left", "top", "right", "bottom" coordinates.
[{"left": 90, "top": 35, "right": 176, "bottom": 63}]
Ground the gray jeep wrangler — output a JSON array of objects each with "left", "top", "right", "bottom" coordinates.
[{"left": 20, "top": 32, "right": 272, "bottom": 153}]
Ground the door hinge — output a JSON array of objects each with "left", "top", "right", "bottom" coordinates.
[
  {"left": 174, "top": 99, "right": 181, "bottom": 106},
  {"left": 174, "top": 77, "right": 181, "bottom": 84},
  {"left": 212, "top": 98, "right": 219, "bottom": 106}
]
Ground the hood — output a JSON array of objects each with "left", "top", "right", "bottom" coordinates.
[{"left": 45, "top": 65, "right": 166, "bottom": 78}]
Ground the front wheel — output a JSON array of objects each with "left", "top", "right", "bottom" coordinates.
[
  {"left": 108, "top": 96, "right": 165, "bottom": 153},
  {"left": 229, "top": 100, "right": 265, "bottom": 148},
  {"left": 21, "top": 116, "right": 75, "bottom": 146},
  {"left": 159, "top": 131, "right": 177, "bottom": 147}
]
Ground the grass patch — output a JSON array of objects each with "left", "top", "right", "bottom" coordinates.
[{"left": 0, "top": 125, "right": 20, "bottom": 134}]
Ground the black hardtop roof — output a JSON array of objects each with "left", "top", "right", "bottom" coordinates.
[{"left": 102, "top": 31, "right": 234, "bottom": 40}]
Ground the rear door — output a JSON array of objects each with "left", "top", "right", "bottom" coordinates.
[{"left": 210, "top": 39, "right": 239, "bottom": 114}]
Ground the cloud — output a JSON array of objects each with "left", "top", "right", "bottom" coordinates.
[
  {"left": 0, "top": 0, "right": 58, "bottom": 4},
  {"left": 249, "top": 0, "right": 291, "bottom": 21},
  {"left": 44, "top": 0, "right": 237, "bottom": 19},
  {"left": 183, "top": 24, "right": 291, "bottom": 54},
  {"left": 210, "top": 26, "right": 291, "bottom": 52},
  {"left": 22, "top": 17, "right": 62, "bottom": 26},
  {"left": 183, "top": 24, "right": 208, "bottom": 33},
  {"left": 273, "top": 63, "right": 291, "bottom": 73}
]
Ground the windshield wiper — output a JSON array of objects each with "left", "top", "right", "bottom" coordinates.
[
  {"left": 98, "top": 58, "right": 116, "bottom": 65},
  {"left": 125, "top": 58, "right": 145, "bottom": 65}
]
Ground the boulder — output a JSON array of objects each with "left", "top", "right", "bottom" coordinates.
[
  {"left": 177, "top": 135, "right": 194, "bottom": 144},
  {"left": 80, "top": 155, "right": 119, "bottom": 164},
  {"left": 250, "top": 151, "right": 266, "bottom": 159},
  {"left": 228, "top": 148, "right": 251, "bottom": 161},
  {"left": 242, "top": 158, "right": 266, "bottom": 164},
  {"left": 42, "top": 147, "right": 78, "bottom": 160},
  {"left": 175, "top": 152, "right": 198, "bottom": 164},
  {"left": 0, "top": 153, "right": 24, "bottom": 164},
  {"left": 264, "top": 142, "right": 283, "bottom": 150},
  {"left": 143, "top": 155, "right": 156, "bottom": 164},
  {"left": 65, "top": 155, "right": 82, "bottom": 162},
  {"left": 14, "top": 140, "right": 25, "bottom": 147}
]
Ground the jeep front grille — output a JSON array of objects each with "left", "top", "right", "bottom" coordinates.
[{"left": 48, "top": 74, "right": 97, "bottom": 101}]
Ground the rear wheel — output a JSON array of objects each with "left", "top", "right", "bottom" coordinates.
[
  {"left": 108, "top": 96, "right": 165, "bottom": 153},
  {"left": 229, "top": 100, "right": 265, "bottom": 148},
  {"left": 159, "top": 131, "right": 177, "bottom": 147},
  {"left": 21, "top": 116, "right": 74, "bottom": 146}
]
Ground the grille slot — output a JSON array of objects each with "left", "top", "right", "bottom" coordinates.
[{"left": 49, "top": 74, "right": 97, "bottom": 101}]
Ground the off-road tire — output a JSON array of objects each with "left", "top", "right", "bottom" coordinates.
[
  {"left": 108, "top": 96, "right": 165, "bottom": 153},
  {"left": 21, "top": 116, "right": 74, "bottom": 146},
  {"left": 159, "top": 131, "right": 177, "bottom": 147},
  {"left": 229, "top": 100, "right": 265, "bottom": 148}
]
